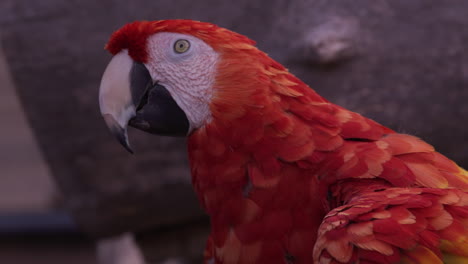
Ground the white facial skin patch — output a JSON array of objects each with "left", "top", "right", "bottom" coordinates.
[{"left": 144, "top": 32, "right": 219, "bottom": 132}]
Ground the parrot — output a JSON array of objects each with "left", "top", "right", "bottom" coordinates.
[{"left": 98, "top": 20, "right": 468, "bottom": 264}]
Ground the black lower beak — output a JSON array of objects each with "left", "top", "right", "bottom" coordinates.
[
  {"left": 129, "top": 82, "right": 190, "bottom": 137},
  {"left": 129, "top": 62, "right": 189, "bottom": 137}
]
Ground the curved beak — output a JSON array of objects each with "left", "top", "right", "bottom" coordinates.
[
  {"left": 99, "top": 51, "right": 136, "bottom": 153},
  {"left": 99, "top": 50, "right": 189, "bottom": 153}
]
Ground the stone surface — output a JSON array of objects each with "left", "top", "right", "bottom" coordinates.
[
  {"left": 0, "top": 0, "right": 467, "bottom": 254},
  {"left": 97, "top": 233, "right": 145, "bottom": 264},
  {"left": 0, "top": 36, "right": 57, "bottom": 211}
]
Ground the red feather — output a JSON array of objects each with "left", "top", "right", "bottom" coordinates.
[{"left": 106, "top": 20, "right": 468, "bottom": 263}]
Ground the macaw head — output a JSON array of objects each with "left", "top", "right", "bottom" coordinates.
[{"left": 99, "top": 20, "right": 278, "bottom": 152}]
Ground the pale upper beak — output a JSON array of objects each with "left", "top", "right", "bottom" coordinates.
[
  {"left": 99, "top": 50, "right": 137, "bottom": 153},
  {"left": 99, "top": 50, "right": 189, "bottom": 153}
]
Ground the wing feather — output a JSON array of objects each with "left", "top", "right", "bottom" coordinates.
[{"left": 314, "top": 184, "right": 468, "bottom": 263}]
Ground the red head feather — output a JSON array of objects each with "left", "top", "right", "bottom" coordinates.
[{"left": 105, "top": 20, "right": 256, "bottom": 63}]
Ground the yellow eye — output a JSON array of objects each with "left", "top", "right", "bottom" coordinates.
[{"left": 174, "top": 39, "right": 190, "bottom": 53}]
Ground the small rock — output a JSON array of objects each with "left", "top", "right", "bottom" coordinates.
[{"left": 304, "top": 16, "right": 360, "bottom": 64}]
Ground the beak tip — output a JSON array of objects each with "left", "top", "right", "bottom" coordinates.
[
  {"left": 123, "top": 142, "right": 134, "bottom": 154},
  {"left": 117, "top": 134, "right": 134, "bottom": 154},
  {"left": 103, "top": 113, "right": 134, "bottom": 154}
]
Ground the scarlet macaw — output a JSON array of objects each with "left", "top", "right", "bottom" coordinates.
[{"left": 98, "top": 20, "right": 468, "bottom": 264}]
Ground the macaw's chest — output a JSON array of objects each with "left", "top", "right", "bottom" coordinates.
[{"left": 188, "top": 139, "right": 327, "bottom": 263}]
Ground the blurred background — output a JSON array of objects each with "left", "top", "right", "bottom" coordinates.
[{"left": 0, "top": 1, "right": 467, "bottom": 263}]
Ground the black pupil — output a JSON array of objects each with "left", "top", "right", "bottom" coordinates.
[{"left": 176, "top": 40, "right": 188, "bottom": 51}]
